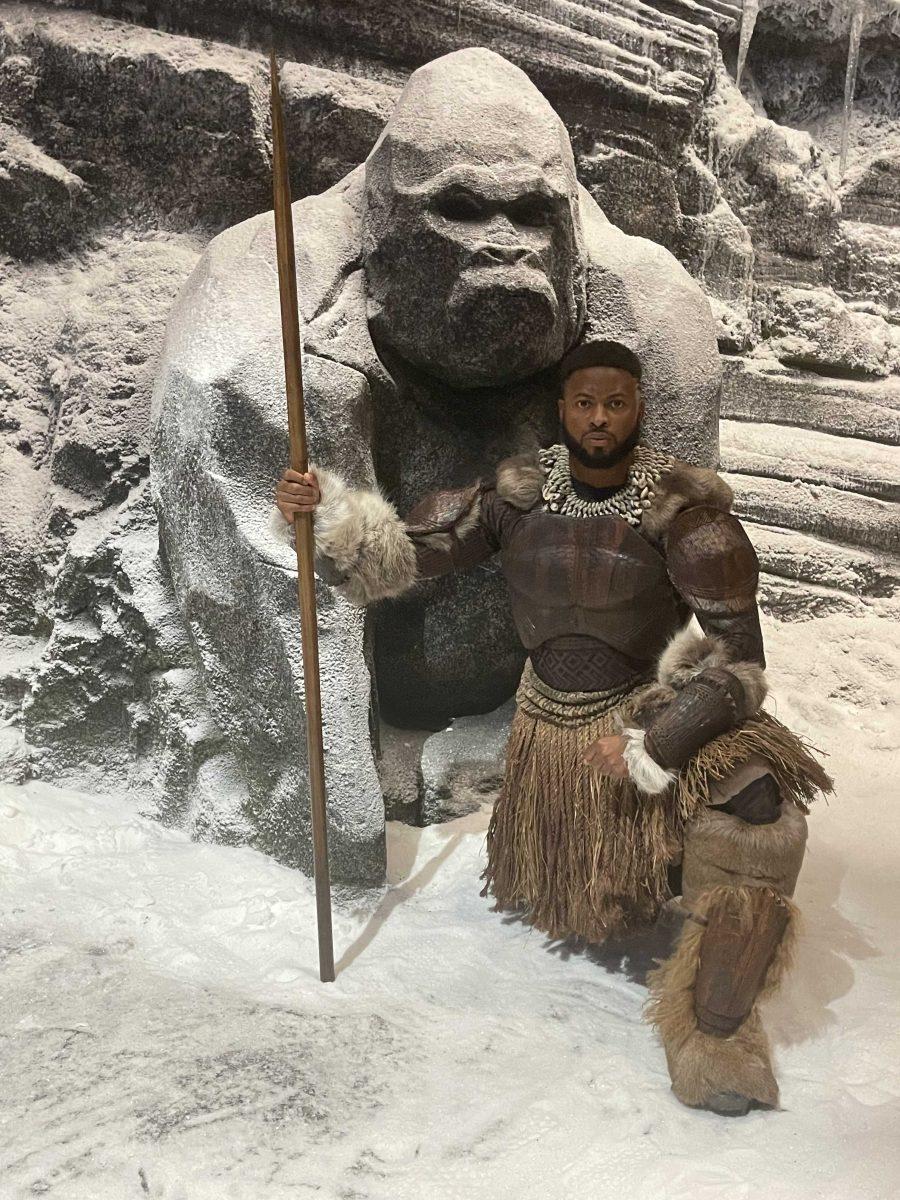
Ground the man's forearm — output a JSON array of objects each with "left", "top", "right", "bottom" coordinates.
[
  {"left": 642, "top": 666, "right": 750, "bottom": 770},
  {"left": 270, "top": 465, "right": 418, "bottom": 606},
  {"left": 622, "top": 624, "right": 768, "bottom": 791},
  {"left": 269, "top": 468, "right": 500, "bottom": 605}
]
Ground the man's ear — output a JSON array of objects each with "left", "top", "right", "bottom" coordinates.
[{"left": 557, "top": 394, "right": 565, "bottom": 420}]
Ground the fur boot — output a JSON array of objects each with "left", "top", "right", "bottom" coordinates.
[
  {"left": 646, "top": 799, "right": 807, "bottom": 1114},
  {"left": 646, "top": 885, "right": 797, "bottom": 1113}
]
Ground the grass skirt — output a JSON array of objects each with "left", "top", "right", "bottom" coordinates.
[{"left": 480, "top": 662, "right": 831, "bottom": 944}]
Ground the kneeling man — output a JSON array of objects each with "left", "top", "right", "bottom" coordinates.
[{"left": 272, "top": 340, "right": 831, "bottom": 1116}]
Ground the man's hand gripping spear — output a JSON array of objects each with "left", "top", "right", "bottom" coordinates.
[{"left": 269, "top": 52, "right": 335, "bottom": 983}]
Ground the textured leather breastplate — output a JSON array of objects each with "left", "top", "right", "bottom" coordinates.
[{"left": 501, "top": 510, "right": 685, "bottom": 662}]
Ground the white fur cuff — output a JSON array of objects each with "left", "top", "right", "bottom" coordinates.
[
  {"left": 622, "top": 726, "right": 676, "bottom": 796},
  {"left": 267, "top": 469, "right": 418, "bottom": 605},
  {"left": 311, "top": 465, "right": 418, "bottom": 606},
  {"left": 268, "top": 504, "right": 295, "bottom": 547}
]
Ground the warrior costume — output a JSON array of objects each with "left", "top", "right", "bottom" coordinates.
[{"left": 270, "top": 440, "right": 831, "bottom": 1115}]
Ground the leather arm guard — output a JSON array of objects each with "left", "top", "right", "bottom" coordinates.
[
  {"left": 641, "top": 506, "right": 767, "bottom": 771},
  {"left": 403, "top": 481, "right": 500, "bottom": 580},
  {"left": 666, "top": 504, "right": 765, "bottom": 669},
  {"left": 644, "top": 667, "right": 749, "bottom": 770}
]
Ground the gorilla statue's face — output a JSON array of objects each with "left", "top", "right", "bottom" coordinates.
[{"left": 362, "top": 50, "right": 586, "bottom": 391}]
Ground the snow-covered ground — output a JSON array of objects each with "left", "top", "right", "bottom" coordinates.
[{"left": 2, "top": 611, "right": 899, "bottom": 1200}]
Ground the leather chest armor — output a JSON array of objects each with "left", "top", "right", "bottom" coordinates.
[
  {"left": 400, "top": 473, "right": 760, "bottom": 699},
  {"left": 500, "top": 508, "right": 687, "bottom": 671}
]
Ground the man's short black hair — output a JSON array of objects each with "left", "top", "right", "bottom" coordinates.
[{"left": 559, "top": 340, "right": 643, "bottom": 386}]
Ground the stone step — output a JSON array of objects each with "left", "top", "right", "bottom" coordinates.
[
  {"left": 18, "top": 0, "right": 715, "bottom": 130},
  {"left": 757, "top": 573, "right": 865, "bottom": 621},
  {"left": 641, "top": 0, "right": 741, "bottom": 34},
  {"left": 746, "top": 523, "right": 898, "bottom": 599},
  {"left": 838, "top": 151, "right": 900, "bottom": 228},
  {"left": 0, "top": 3, "right": 399, "bottom": 231},
  {"left": 722, "top": 471, "right": 900, "bottom": 556},
  {"left": 720, "top": 419, "right": 900, "bottom": 503},
  {"left": 721, "top": 358, "right": 900, "bottom": 446}
]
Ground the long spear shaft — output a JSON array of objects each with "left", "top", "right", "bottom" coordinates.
[{"left": 269, "top": 51, "right": 335, "bottom": 983}]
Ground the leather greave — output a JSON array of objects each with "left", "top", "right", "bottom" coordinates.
[{"left": 693, "top": 887, "right": 791, "bottom": 1037}]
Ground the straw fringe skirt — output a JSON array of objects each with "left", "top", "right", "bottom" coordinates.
[{"left": 480, "top": 662, "right": 831, "bottom": 944}]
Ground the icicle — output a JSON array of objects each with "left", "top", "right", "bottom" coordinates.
[
  {"left": 840, "top": 1, "right": 870, "bottom": 176},
  {"left": 735, "top": 0, "right": 760, "bottom": 91}
]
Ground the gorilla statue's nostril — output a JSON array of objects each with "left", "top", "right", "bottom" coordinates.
[{"left": 478, "top": 245, "right": 530, "bottom": 265}]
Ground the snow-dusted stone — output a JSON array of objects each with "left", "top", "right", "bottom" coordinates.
[
  {"left": 839, "top": 148, "right": 900, "bottom": 226},
  {"left": 760, "top": 284, "right": 898, "bottom": 378},
  {"left": 377, "top": 699, "right": 514, "bottom": 825},
  {"left": 0, "top": 228, "right": 226, "bottom": 831},
  {"left": 0, "top": 121, "right": 86, "bottom": 257},
  {"left": 0, "top": 4, "right": 267, "bottom": 230},
  {"left": 0, "top": 4, "right": 399, "bottom": 236},
  {"left": 0, "top": 231, "right": 201, "bottom": 642},
  {"left": 720, "top": 359, "right": 900, "bottom": 446},
  {"left": 375, "top": 724, "right": 429, "bottom": 825},
  {"left": 828, "top": 219, "right": 900, "bottom": 319},
  {"left": 753, "top": 0, "right": 900, "bottom": 44},
  {"left": 18, "top": 485, "right": 212, "bottom": 800},
  {"left": 419, "top": 700, "right": 515, "bottom": 825},
  {"left": 52, "top": 0, "right": 719, "bottom": 127},
  {"left": 676, "top": 150, "right": 755, "bottom": 351},
  {"left": 748, "top": 524, "right": 898, "bottom": 602},
  {"left": 725, "top": 471, "right": 900, "bottom": 556},
  {"left": 720, "top": 419, "right": 900, "bottom": 503},
  {"left": 703, "top": 67, "right": 840, "bottom": 264},
  {"left": 151, "top": 47, "right": 720, "bottom": 881}
]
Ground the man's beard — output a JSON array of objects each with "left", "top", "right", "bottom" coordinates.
[{"left": 561, "top": 419, "right": 642, "bottom": 469}]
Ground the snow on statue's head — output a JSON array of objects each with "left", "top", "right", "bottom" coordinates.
[{"left": 363, "top": 48, "right": 587, "bottom": 389}]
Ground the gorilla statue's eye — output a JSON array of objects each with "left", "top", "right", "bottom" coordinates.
[
  {"left": 434, "top": 190, "right": 487, "bottom": 221},
  {"left": 508, "top": 195, "right": 554, "bottom": 227}
]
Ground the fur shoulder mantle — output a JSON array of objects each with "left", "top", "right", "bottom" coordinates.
[{"left": 493, "top": 448, "right": 733, "bottom": 541}]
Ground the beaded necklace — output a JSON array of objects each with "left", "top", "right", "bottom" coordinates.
[{"left": 539, "top": 443, "right": 674, "bottom": 526}]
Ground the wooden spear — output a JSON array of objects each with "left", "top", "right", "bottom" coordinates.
[{"left": 269, "top": 51, "right": 335, "bottom": 983}]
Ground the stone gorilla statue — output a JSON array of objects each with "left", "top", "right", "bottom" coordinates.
[
  {"left": 151, "top": 48, "right": 720, "bottom": 882},
  {"left": 363, "top": 56, "right": 584, "bottom": 388}
]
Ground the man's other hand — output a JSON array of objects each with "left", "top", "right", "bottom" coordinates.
[
  {"left": 276, "top": 468, "right": 320, "bottom": 523},
  {"left": 582, "top": 734, "right": 628, "bottom": 779}
]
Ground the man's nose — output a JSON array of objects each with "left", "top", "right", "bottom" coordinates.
[{"left": 588, "top": 411, "right": 609, "bottom": 428}]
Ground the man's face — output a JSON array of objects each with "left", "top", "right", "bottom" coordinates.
[{"left": 558, "top": 366, "right": 643, "bottom": 468}]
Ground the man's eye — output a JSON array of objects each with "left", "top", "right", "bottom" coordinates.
[{"left": 434, "top": 192, "right": 486, "bottom": 221}]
